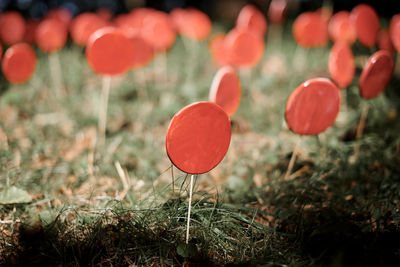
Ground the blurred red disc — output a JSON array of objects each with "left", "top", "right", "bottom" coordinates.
[
  {"left": 293, "top": 12, "right": 329, "bottom": 48},
  {"left": 285, "top": 78, "right": 341, "bottom": 135},
  {"left": 208, "top": 33, "right": 228, "bottom": 66},
  {"left": 225, "top": 28, "right": 264, "bottom": 68},
  {"left": 46, "top": 8, "right": 73, "bottom": 29},
  {"left": 2, "top": 43, "right": 37, "bottom": 84},
  {"left": 359, "top": 50, "right": 394, "bottom": 100},
  {"left": 209, "top": 66, "right": 241, "bottom": 116},
  {"left": 377, "top": 29, "right": 394, "bottom": 54},
  {"left": 86, "top": 27, "right": 135, "bottom": 76},
  {"left": 178, "top": 8, "right": 212, "bottom": 41},
  {"left": 70, "top": 13, "right": 108, "bottom": 46},
  {"left": 166, "top": 102, "right": 231, "bottom": 174},
  {"left": 23, "top": 19, "right": 40, "bottom": 44},
  {"left": 140, "top": 11, "right": 176, "bottom": 51},
  {"left": 96, "top": 8, "right": 113, "bottom": 21},
  {"left": 268, "top": 0, "right": 287, "bottom": 25},
  {"left": 36, "top": 18, "right": 68, "bottom": 53},
  {"left": 130, "top": 34, "right": 154, "bottom": 69},
  {"left": 328, "top": 11, "right": 356, "bottom": 45},
  {"left": 389, "top": 14, "right": 400, "bottom": 53},
  {"left": 328, "top": 42, "right": 355, "bottom": 88},
  {"left": 236, "top": 5, "right": 267, "bottom": 36},
  {"left": 351, "top": 4, "right": 379, "bottom": 48},
  {"left": 0, "top": 11, "right": 26, "bottom": 46}
]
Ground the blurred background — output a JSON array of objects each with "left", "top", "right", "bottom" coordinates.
[{"left": 1, "top": 0, "right": 400, "bottom": 21}]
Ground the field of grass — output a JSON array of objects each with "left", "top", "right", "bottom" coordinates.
[{"left": 1, "top": 22, "right": 400, "bottom": 266}]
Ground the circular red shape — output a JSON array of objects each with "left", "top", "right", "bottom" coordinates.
[
  {"left": 328, "top": 11, "right": 356, "bottom": 45},
  {"left": 285, "top": 78, "right": 341, "bottom": 135},
  {"left": 166, "top": 102, "right": 231, "bottom": 174},
  {"left": 359, "top": 50, "right": 394, "bottom": 100},
  {"left": 140, "top": 11, "right": 176, "bottom": 51},
  {"left": 389, "top": 15, "right": 400, "bottom": 53},
  {"left": 293, "top": 12, "right": 329, "bottom": 48},
  {"left": 377, "top": 29, "right": 394, "bottom": 54},
  {"left": 97, "top": 8, "right": 113, "bottom": 21},
  {"left": 86, "top": 27, "right": 135, "bottom": 76},
  {"left": 179, "top": 8, "right": 212, "bottom": 41},
  {"left": 130, "top": 35, "right": 154, "bottom": 69},
  {"left": 36, "top": 18, "right": 68, "bottom": 53},
  {"left": 236, "top": 5, "right": 267, "bottom": 36},
  {"left": 208, "top": 33, "right": 228, "bottom": 66},
  {"left": 268, "top": 0, "right": 287, "bottom": 25},
  {"left": 0, "top": 11, "right": 26, "bottom": 46},
  {"left": 328, "top": 42, "right": 355, "bottom": 88},
  {"left": 70, "top": 13, "right": 108, "bottom": 46},
  {"left": 24, "top": 19, "right": 40, "bottom": 44},
  {"left": 209, "top": 66, "right": 241, "bottom": 116},
  {"left": 351, "top": 4, "right": 379, "bottom": 48},
  {"left": 225, "top": 28, "right": 264, "bottom": 68},
  {"left": 46, "top": 8, "right": 73, "bottom": 29},
  {"left": 2, "top": 43, "right": 37, "bottom": 84}
]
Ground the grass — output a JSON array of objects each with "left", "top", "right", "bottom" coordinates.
[{"left": 1, "top": 21, "right": 400, "bottom": 266}]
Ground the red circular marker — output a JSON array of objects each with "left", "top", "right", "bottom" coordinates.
[
  {"left": 36, "top": 18, "right": 68, "bottom": 53},
  {"left": 70, "top": 13, "right": 108, "bottom": 46},
  {"left": 46, "top": 8, "right": 73, "bottom": 29},
  {"left": 351, "top": 4, "right": 379, "bottom": 48},
  {"left": 268, "top": 0, "right": 287, "bottom": 25},
  {"left": 293, "top": 12, "right": 329, "bottom": 48},
  {"left": 24, "top": 19, "right": 40, "bottom": 44},
  {"left": 328, "top": 42, "right": 355, "bottom": 89},
  {"left": 328, "top": 11, "right": 356, "bottom": 45},
  {"left": 359, "top": 50, "right": 394, "bottom": 100},
  {"left": 176, "top": 8, "right": 212, "bottom": 41},
  {"left": 225, "top": 28, "right": 264, "bottom": 68},
  {"left": 377, "top": 29, "right": 394, "bottom": 54},
  {"left": 236, "top": 5, "right": 267, "bottom": 37},
  {"left": 389, "top": 15, "right": 400, "bottom": 53},
  {"left": 285, "top": 78, "right": 341, "bottom": 136},
  {"left": 130, "top": 34, "right": 154, "bottom": 69},
  {"left": 166, "top": 102, "right": 231, "bottom": 174},
  {"left": 0, "top": 11, "right": 26, "bottom": 46},
  {"left": 209, "top": 66, "right": 241, "bottom": 116},
  {"left": 2, "top": 43, "right": 37, "bottom": 84},
  {"left": 208, "top": 33, "right": 228, "bottom": 66},
  {"left": 86, "top": 27, "right": 135, "bottom": 76}
]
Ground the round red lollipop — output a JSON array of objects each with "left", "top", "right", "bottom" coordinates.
[
  {"left": 178, "top": 8, "right": 212, "bottom": 41},
  {"left": 351, "top": 4, "right": 379, "bottom": 48},
  {"left": 225, "top": 28, "right": 264, "bottom": 68},
  {"left": 377, "top": 29, "right": 394, "bottom": 54},
  {"left": 166, "top": 102, "right": 231, "bottom": 174},
  {"left": 86, "top": 27, "right": 135, "bottom": 76},
  {"left": 389, "top": 14, "right": 400, "bottom": 53},
  {"left": 359, "top": 50, "right": 394, "bottom": 100},
  {"left": 0, "top": 11, "right": 26, "bottom": 45},
  {"left": 293, "top": 11, "right": 329, "bottom": 48},
  {"left": 209, "top": 66, "right": 241, "bottom": 116},
  {"left": 328, "top": 42, "right": 355, "bottom": 88},
  {"left": 140, "top": 11, "right": 176, "bottom": 51},
  {"left": 2, "top": 43, "right": 37, "bottom": 84},
  {"left": 236, "top": 5, "right": 267, "bottom": 36},
  {"left": 70, "top": 13, "right": 108, "bottom": 46},
  {"left": 130, "top": 35, "right": 154, "bottom": 69},
  {"left": 268, "top": 0, "right": 287, "bottom": 25},
  {"left": 328, "top": 11, "right": 356, "bottom": 45},
  {"left": 208, "top": 33, "right": 228, "bottom": 66},
  {"left": 36, "top": 18, "right": 68, "bottom": 53},
  {"left": 285, "top": 78, "right": 341, "bottom": 135}
]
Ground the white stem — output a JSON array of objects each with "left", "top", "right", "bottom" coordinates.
[
  {"left": 186, "top": 174, "right": 195, "bottom": 244},
  {"left": 98, "top": 76, "right": 111, "bottom": 146},
  {"left": 284, "top": 138, "right": 302, "bottom": 180}
]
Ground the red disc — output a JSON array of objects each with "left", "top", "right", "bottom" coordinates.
[
  {"left": 351, "top": 4, "right": 379, "bottom": 48},
  {"left": 70, "top": 13, "right": 108, "bottom": 46},
  {"left": 225, "top": 28, "right": 264, "bottom": 68},
  {"left": 86, "top": 27, "right": 135, "bottom": 76},
  {"left": 23, "top": 19, "right": 40, "bottom": 44},
  {"left": 293, "top": 12, "right": 329, "bottom": 48},
  {"left": 268, "top": 0, "right": 287, "bottom": 25},
  {"left": 96, "top": 8, "right": 113, "bottom": 21},
  {"left": 328, "top": 11, "right": 356, "bottom": 45},
  {"left": 140, "top": 11, "right": 176, "bottom": 51},
  {"left": 208, "top": 33, "right": 228, "bottom": 66},
  {"left": 377, "top": 29, "right": 394, "bottom": 54},
  {"left": 166, "top": 102, "right": 231, "bottom": 174},
  {"left": 2, "top": 43, "right": 37, "bottom": 84},
  {"left": 209, "top": 66, "right": 241, "bottom": 116},
  {"left": 0, "top": 11, "right": 26, "bottom": 46},
  {"left": 36, "top": 18, "right": 68, "bottom": 53},
  {"left": 328, "top": 42, "right": 355, "bottom": 88},
  {"left": 236, "top": 5, "right": 267, "bottom": 36},
  {"left": 285, "top": 78, "right": 341, "bottom": 136},
  {"left": 389, "top": 15, "right": 400, "bottom": 53},
  {"left": 130, "top": 34, "right": 154, "bottom": 69},
  {"left": 359, "top": 50, "right": 394, "bottom": 100},
  {"left": 46, "top": 8, "right": 73, "bottom": 29},
  {"left": 178, "top": 8, "right": 212, "bottom": 41}
]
